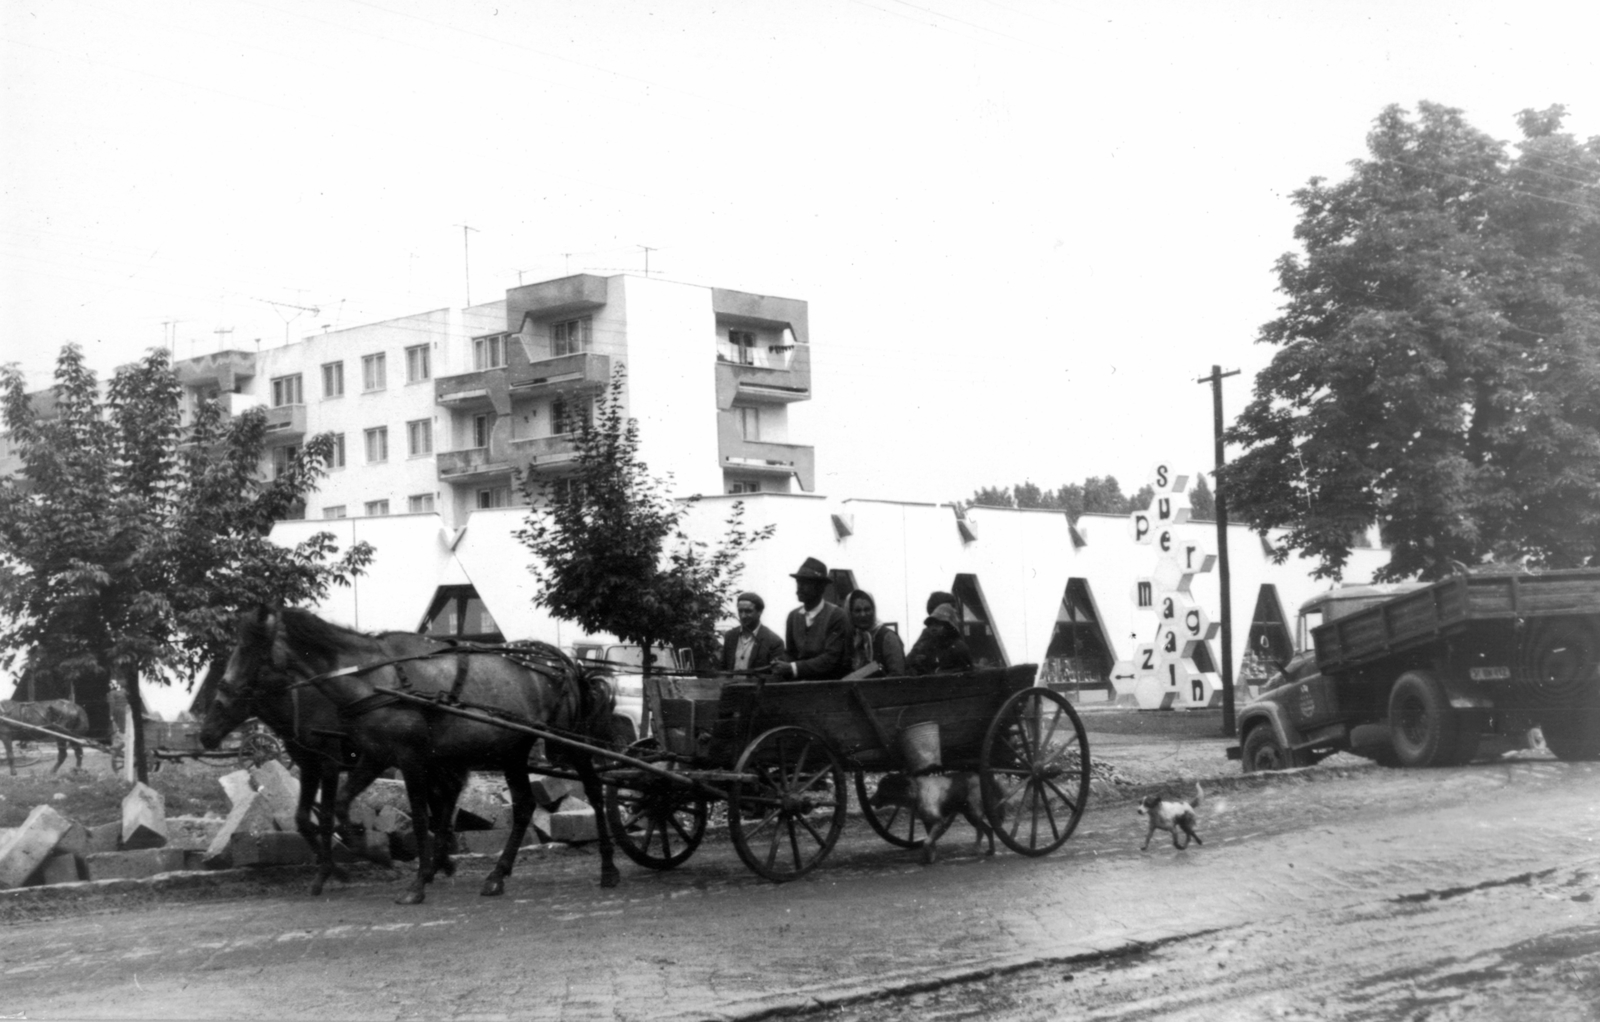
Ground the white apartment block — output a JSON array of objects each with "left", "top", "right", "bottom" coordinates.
[{"left": 170, "top": 274, "right": 816, "bottom": 529}]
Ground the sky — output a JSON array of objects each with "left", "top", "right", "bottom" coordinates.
[{"left": 3, "top": 0, "right": 1598, "bottom": 506}]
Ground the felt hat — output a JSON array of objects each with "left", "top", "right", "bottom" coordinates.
[
  {"left": 790, "top": 556, "right": 830, "bottom": 581},
  {"left": 925, "top": 603, "right": 962, "bottom": 633},
  {"left": 736, "top": 591, "right": 765, "bottom": 612}
]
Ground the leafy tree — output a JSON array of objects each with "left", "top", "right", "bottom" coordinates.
[
  {"left": 516, "top": 366, "right": 773, "bottom": 675},
  {"left": 1188, "top": 474, "right": 1217, "bottom": 521},
  {"left": 969, "top": 485, "right": 1015, "bottom": 508},
  {"left": 0, "top": 345, "right": 372, "bottom": 779},
  {"left": 1223, "top": 102, "right": 1600, "bottom": 580},
  {"left": 968, "top": 476, "right": 1151, "bottom": 519}
]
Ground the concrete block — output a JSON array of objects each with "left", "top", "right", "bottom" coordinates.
[
  {"left": 351, "top": 777, "right": 410, "bottom": 818},
  {"left": 531, "top": 806, "right": 553, "bottom": 842},
  {"left": 456, "top": 828, "right": 513, "bottom": 855},
  {"left": 32, "top": 850, "right": 87, "bottom": 886},
  {"left": 253, "top": 831, "right": 315, "bottom": 867},
  {"left": 0, "top": 805, "right": 74, "bottom": 888},
  {"left": 548, "top": 805, "right": 597, "bottom": 843},
  {"left": 120, "top": 782, "right": 168, "bottom": 850},
  {"left": 374, "top": 804, "right": 410, "bottom": 835},
  {"left": 202, "top": 790, "right": 278, "bottom": 867},
  {"left": 249, "top": 760, "right": 301, "bottom": 831},
  {"left": 530, "top": 774, "right": 584, "bottom": 806},
  {"left": 85, "top": 847, "right": 186, "bottom": 880},
  {"left": 219, "top": 769, "right": 255, "bottom": 807},
  {"left": 85, "top": 822, "right": 121, "bottom": 855},
  {"left": 454, "top": 786, "right": 504, "bottom": 831},
  {"left": 55, "top": 822, "right": 90, "bottom": 858}
]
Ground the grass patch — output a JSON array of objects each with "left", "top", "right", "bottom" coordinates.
[{"left": 0, "top": 766, "right": 232, "bottom": 828}]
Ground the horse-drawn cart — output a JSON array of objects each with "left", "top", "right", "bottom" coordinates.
[
  {"left": 605, "top": 665, "right": 1091, "bottom": 881},
  {"left": 111, "top": 716, "right": 287, "bottom": 773}
]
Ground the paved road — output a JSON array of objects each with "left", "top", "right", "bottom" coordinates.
[{"left": 2, "top": 758, "right": 1597, "bottom": 1021}]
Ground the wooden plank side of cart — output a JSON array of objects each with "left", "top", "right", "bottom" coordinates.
[{"left": 709, "top": 664, "right": 1036, "bottom": 770}]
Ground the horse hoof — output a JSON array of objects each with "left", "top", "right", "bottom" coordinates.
[
  {"left": 309, "top": 879, "right": 326, "bottom": 897},
  {"left": 600, "top": 869, "right": 620, "bottom": 889},
  {"left": 395, "top": 889, "right": 426, "bottom": 906},
  {"left": 438, "top": 858, "right": 456, "bottom": 878},
  {"left": 329, "top": 865, "right": 351, "bottom": 884},
  {"left": 480, "top": 879, "right": 504, "bottom": 897}
]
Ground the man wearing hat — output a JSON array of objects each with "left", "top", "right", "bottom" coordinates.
[
  {"left": 773, "top": 557, "right": 852, "bottom": 680},
  {"left": 720, "top": 591, "right": 787, "bottom": 673},
  {"left": 907, "top": 601, "right": 975, "bottom": 675}
]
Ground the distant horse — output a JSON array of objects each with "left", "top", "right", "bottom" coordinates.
[
  {"left": 219, "top": 606, "right": 619, "bottom": 905},
  {"left": 200, "top": 646, "right": 468, "bottom": 896},
  {"left": 0, "top": 699, "right": 90, "bottom": 775}
]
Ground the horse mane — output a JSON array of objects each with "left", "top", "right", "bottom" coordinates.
[{"left": 277, "top": 608, "right": 386, "bottom": 661}]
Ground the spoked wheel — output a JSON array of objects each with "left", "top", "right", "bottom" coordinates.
[
  {"left": 237, "top": 723, "right": 288, "bottom": 769},
  {"left": 981, "top": 687, "right": 1091, "bottom": 857},
  {"left": 728, "top": 726, "right": 848, "bottom": 882},
  {"left": 604, "top": 772, "right": 710, "bottom": 870},
  {"left": 853, "top": 771, "right": 926, "bottom": 849}
]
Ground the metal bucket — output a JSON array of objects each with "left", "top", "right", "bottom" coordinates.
[{"left": 898, "top": 721, "right": 943, "bottom": 773}]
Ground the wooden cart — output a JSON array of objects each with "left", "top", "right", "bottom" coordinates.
[
  {"left": 111, "top": 717, "right": 287, "bottom": 773},
  {"left": 604, "top": 665, "right": 1091, "bottom": 882}
]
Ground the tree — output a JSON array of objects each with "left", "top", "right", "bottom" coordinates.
[
  {"left": 516, "top": 366, "right": 773, "bottom": 675},
  {"left": 1222, "top": 102, "right": 1600, "bottom": 581},
  {"left": 969, "top": 485, "right": 1015, "bottom": 508},
  {"left": 1188, "top": 474, "right": 1217, "bottom": 521},
  {"left": 0, "top": 345, "right": 372, "bottom": 779},
  {"left": 968, "top": 476, "right": 1150, "bottom": 519}
]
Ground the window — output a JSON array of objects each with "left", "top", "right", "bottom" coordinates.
[
  {"left": 364, "top": 500, "right": 390, "bottom": 517},
  {"left": 407, "top": 419, "right": 433, "bottom": 457},
  {"left": 472, "top": 414, "right": 491, "bottom": 449},
  {"left": 405, "top": 345, "right": 431, "bottom": 383},
  {"left": 321, "top": 362, "right": 344, "bottom": 398},
  {"left": 271, "top": 374, "right": 303, "bottom": 407},
  {"left": 330, "top": 433, "right": 346, "bottom": 469},
  {"left": 408, "top": 493, "right": 436, "bottom": 514},
  {"left": 730, "top": 329, "right": 756, "bottom": 365},
  {"left": 473, "top": 334, "right": 506, "bottom": 370},
  {"left": 323, "top": 505, "right": 347, "bottom": 519},
  {"left": 738, "top": 406, "right": 760, "bottom": 441},
  {"left": 552, "top": 318, "right": 591, "bottom": 357},
  {"left": 364, "top": 426, "right": 388, "bottom": 463},
  {"left": 271, "top": 444, "right": 299, "bottom": 479},
  {"left": 476, "top": 487, "right": 511, "bottom": 509},
  {"left": 362, "top": 353, "right": 387, "bottom": 392},
  {"left": 552, "top": 396, "right": 586, "bottom": 435},
  {"left": 728, "top": 479, "right": 761, "bottom": 494}
]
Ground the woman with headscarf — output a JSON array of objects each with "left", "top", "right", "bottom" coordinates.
[{"left": 846, "top": 590, "right": 907, "bottom": 677}]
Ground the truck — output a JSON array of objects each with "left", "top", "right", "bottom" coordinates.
[{"left": 1232, "top": 569, "right": 1600, "bottom": 770}]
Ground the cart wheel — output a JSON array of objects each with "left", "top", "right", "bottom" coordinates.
[
  {"left": 238, "top": 725, "right": 288, "bottom": 769},
  {"left": 729, "top": 726, "right": 847, "bottom": 882},
  {"left": 605, "top": 773, "right": 709, "bottom": 870},
  {"left": 981, "top": 687, "right": 1090, "bottom": 857},
  {"left": 852, "top": 771, "right": 925, "bottom": 849}
]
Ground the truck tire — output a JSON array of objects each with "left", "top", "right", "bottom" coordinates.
[
  {"left": 1241, "top": 725, "right": 1306, "bottom": 772},
  {"left": 1388, "top": 670, "right": 1464, "bottom": 767},
  {"left": 1540, "top": 706, "right": 1600, "bottom": 761}
]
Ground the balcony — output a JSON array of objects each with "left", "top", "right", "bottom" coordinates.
[
  {"left": 509, "top": 351, "right": 611, "bottom": 397},
  {"left": 720, "top": 437, "right": 815, "bottom": 491},
  {"left": 262, "top": 404, "right": 306, "bottom": 444},
  {"left": 437, "top": 446, "right": 512, "bottom": 481},
  {"left": 510, "top": 434, "right": 582, "bottom": 474},
  {"left": 435, "top": 369, "right": 507, "bottom": 412},
  {"left": 715, "top": 344, "right": 811, "bottom": 404}
]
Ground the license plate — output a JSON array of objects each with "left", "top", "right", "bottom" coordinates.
[{"left": 1469, "top": 666, "right": 1511, "bottom": 681}]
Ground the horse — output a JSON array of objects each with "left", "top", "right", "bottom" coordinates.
[
  {"left": 199, "top": 646, "right": 469, "bottom": 896},
  {"left": 220, "top": 606, "right": 620, "bottom": 905},
  {"left": 0, "top": 699, "right": 90, "bottom": 775}
]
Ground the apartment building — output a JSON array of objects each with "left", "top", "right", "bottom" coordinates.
[{"left": 169, "top": 274, "right": 816, "bottom": 528}]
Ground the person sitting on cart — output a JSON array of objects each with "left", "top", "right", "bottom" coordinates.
[
  {"left": 771, "top": 557, "right": 852, "bottom": 680},
  {"left": 720, "top": 591, "right": 788, "bottom": 673},
  {"left": 905, "top": 590, "right": 956, "bottom": 672},
  {"left": 907, "top": 603, "right": 975, "bottom": 675},
  {"left": 846, "top": 589, "right": 906, "bottom": 677}
]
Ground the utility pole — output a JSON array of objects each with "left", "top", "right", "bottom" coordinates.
[
  {"left": 456, "top": 224, "right": 479, "bottom": 305},
  {"left": 640, "top": 245, "right": 656, "bottom": 278},
  {"left": 1198, "top": 364, "right": 1242, "bottom": 735}
]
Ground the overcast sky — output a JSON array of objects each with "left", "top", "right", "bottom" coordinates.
[{"left": 3, "top": 0, "right": 1597, "bottom": 505}]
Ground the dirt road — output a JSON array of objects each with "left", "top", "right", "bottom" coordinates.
[{"left": 2, "top": 755, "right": 1597, "bottom": 1021}]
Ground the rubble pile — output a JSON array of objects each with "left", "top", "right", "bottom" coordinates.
[{"left": 0, "top": 765, "right": 601, "bottom": 890}]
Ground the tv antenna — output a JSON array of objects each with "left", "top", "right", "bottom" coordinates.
[{"left": 248, "top": 294, "right": 321, "bottom": 346}]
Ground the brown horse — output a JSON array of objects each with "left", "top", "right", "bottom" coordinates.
[
  {"left": 0, "top": 699, "right": 89, "bottom": 775},
  {"left": 220, "top": 606, "right": 620, "bottom": 905},
  {"left": 199, "top": 648, "right": 467, "bottom": 896}
]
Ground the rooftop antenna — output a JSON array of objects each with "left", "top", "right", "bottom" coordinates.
[
  {"left": 640, "top": 245, "right": 656, "bottom": 278},
  {"left": 248, "top": 294, "right": 321, "bottom": 346},
  {"left": 212, "top": 326, "right": 233, "bottom": 356},
  {"left": 455, "top": 224, "right": 479, "bottom": 305}
]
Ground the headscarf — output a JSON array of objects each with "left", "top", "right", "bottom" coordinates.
[{"left": 848, "top": 590, "right": 879, "bottom": 670}]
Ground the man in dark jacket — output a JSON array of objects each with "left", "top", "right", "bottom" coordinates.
[
  {"left": 906, "top": 602, "right": 975, "bottom": 675},
  {"left": 905, "top": 590, "right": 957, "bottom": 673},
  {"left": 772, "top": 557, "right": 852, "bottom": 680},
  {"left": 720, "top": 591, "right": 787, "bottom": 673}
]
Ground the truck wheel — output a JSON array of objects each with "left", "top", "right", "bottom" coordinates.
[
  {"left": 1241, "top": 725, "right": 1304, "bottom": 772},
  {"left": 1540, "top": 706, "right": 1600, "bottom": 761},
  {"left": 1388, "top": 671, "right": 1463, "bottom": 767}
]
